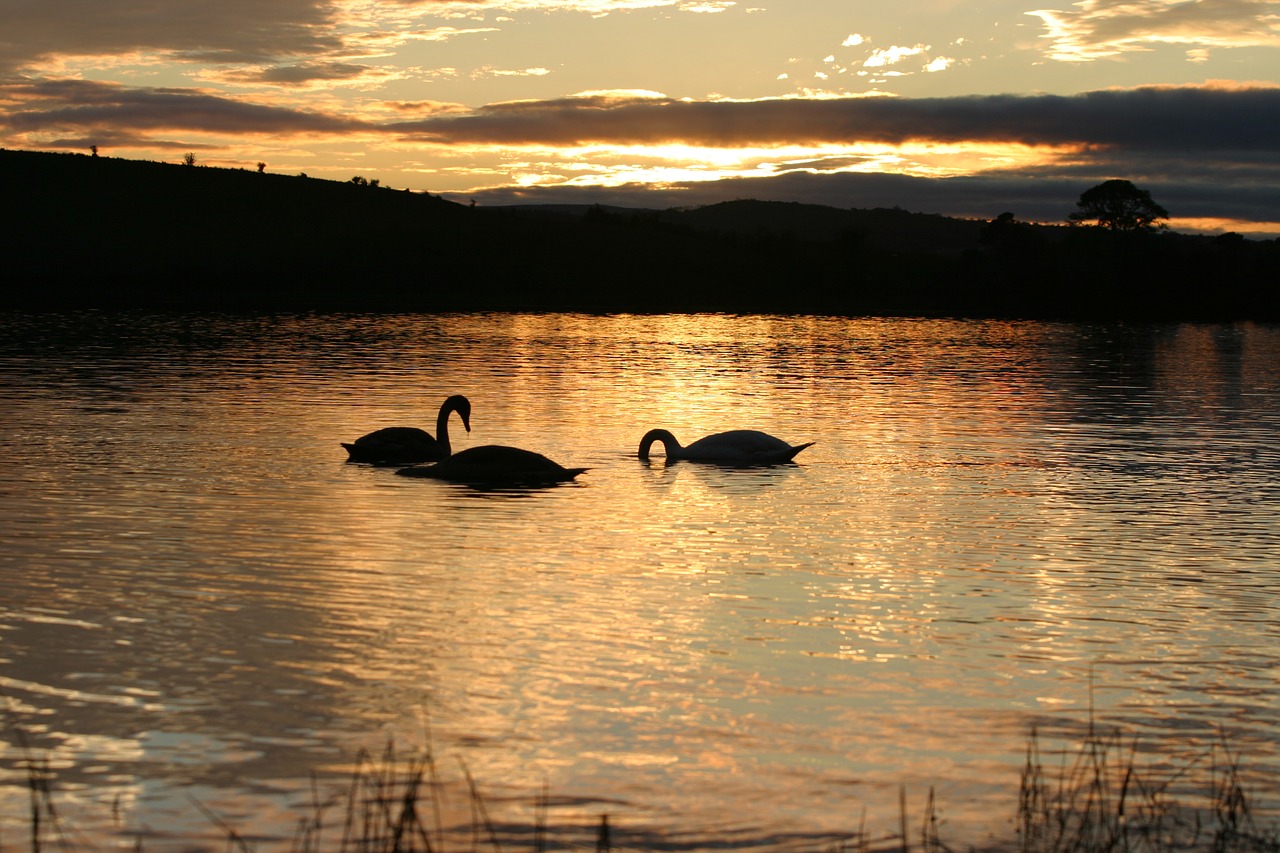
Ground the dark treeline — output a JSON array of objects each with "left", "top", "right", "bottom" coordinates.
[{"left": 3, "top": 149, "right": 1277, "bottom": 319}]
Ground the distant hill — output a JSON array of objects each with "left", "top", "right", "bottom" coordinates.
[
  {"left": 667, "top": 199, "right": 992, "bottom": 255},
  {"left": 2, "top": 149, "right": 1276, "bottom": 319},
  {"left": 500, "top": 199, "right": 997, "bottom": 255}
]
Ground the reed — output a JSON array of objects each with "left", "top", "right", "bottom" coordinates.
[
  {"left": 4, "top": 729, "right": 1276, "bottom": 853},
  {"left": 1015, "top": 726, "right": 1277, "bottom": 853}
]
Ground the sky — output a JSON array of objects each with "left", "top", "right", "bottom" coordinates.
[{"left": 3, "top": 0, "right": 1279, "bottom": 236}]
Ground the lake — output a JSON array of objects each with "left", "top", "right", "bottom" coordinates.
[{"left": 1, "top": 311, "right": 1277, "bottom": 851}]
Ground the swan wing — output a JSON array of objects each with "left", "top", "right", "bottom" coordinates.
[
  {"left": 344, "top": 426, "right": 444, "bottom": 463},
  {"left": 681, "top": 430, "right": 812, "bottom": 464},
  {"left": 397, "top": 445, "right": 587, "bottom": 485}
]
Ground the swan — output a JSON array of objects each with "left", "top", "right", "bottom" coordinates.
[
  {"left": 395, "top": 445, "right": 588, "bottom": 487},
  {"left": 342, "top": 394, "right": 471, "bottom": 464},
  {"left": 638, "top": 428, "right": 813, "bottom": 465}
]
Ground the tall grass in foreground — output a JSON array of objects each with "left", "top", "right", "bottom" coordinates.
[
  {"left": 1013, "top": 727, "right": 1277, "bottom": 853},
  {"left": 6, "top": 729, "right": 1278, "bottom": 853}
]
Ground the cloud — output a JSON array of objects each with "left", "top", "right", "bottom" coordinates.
[
  {"left": 0, "top": 78, "right": 371, "bottom": 137},
  {"left": 0, "top": 0, "right": 714, "bottom": 78},
  {"left": 393, "top": 0, "right": 688, "bottom": 10},
  {"left": 471, "top": 66, "right": 554, "bottom": 78},
  {"left": 1, "top": 0, "right": 342, "bottom": 73},
  {"left": 387, "top": 85, "right": 1280, "bottom": 151},
  {"left": 407, "top": 26, "right": 503, "bottom": 42},
  {"left": 679, "top": 1, "right": 737, "bottom": 11},
  {"left": 1028, "top": 0, "right": 1280, "bottom": 61},
  {"left": 219, "top": 61, "right": 379, "bottom": 86},
  {"left": 863, "top": 45, "right": 928, "bottom": 68},
  {"left": 7, "top": 77, "right": 1275, "bottom": 162},
  {"left": 385, "top": 99, "right": 471, "bottom": 116}
]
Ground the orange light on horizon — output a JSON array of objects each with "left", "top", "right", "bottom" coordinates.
[{"left": 436, "top": 140, "right": 1086, "bottom": 194}]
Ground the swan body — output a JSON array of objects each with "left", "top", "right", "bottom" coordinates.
[
  {"left": 396, "top": 445, "right": 588, "bottom": 487},
  {"left": 343, "top": 394, "right": 471, "bottom": 464},
  {"left": 638, "top": 428, "right": 813, "bottom": 465}
]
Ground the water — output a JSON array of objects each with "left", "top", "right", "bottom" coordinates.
[{"left": 1, "top": 312, "right": 1278, "bottom": 851}]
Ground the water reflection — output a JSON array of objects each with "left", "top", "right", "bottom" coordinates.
[
  {"left": 639, "top": 458, "right": 808, "bottom": 495},
  {"left": 0, "top": 312, "right": 1277, "bottom": 850}
]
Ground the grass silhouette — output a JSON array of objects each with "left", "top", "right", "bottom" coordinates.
[{"left": 8, "top": 725, "right": 1277, "bottom": 853}]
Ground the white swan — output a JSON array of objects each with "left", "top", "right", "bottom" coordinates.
[
  {"left": 638, "top": 428, "right": 813, "bottom": 465},
  {"left": 343, "top": 394, "right": 471, "bottom": 464},
  {"left": 396, "top": 445, "right": 588, "bottom": 487}
]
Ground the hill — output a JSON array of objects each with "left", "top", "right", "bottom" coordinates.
[
  {"left": 501, "top": 199, "right": 991, "bottom": 255},
  {"left": 2, "top": 149, "right": 1276, "bottom": 319},
  {"left": 668, "top": 199, "right": 989, "bottom": 255}
]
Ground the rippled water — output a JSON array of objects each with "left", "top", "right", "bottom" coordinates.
[{"left": 1, "top": 312, "right": 1278, "bottom": 850}]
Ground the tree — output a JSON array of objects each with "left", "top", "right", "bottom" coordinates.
[
  {"left": 1068, "top": 179, "right": 1169, "bottom": 232},
  {"left": 182, "top": 152, "right": 197, "bottom": 167},
  {"left": 979, "top": 211, "right": 1019, "bottom": 245},
  {"left": 979, "top": 211, "right": 1046, "bottom": 257},
  {"left": 257, "top": 162, "right": 266, "bottom": 173}
]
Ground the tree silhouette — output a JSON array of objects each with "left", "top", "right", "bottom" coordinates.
[
  {"left": 1068, "top": 179, "right": 1168, "bottom": 232},
  {"left": 979, "top": 211, "right": 1046, "bottom": 258},
  {"left": 257, "top": 162, "right": 266, "bottom": 173},
  {"left": 183, "top": 152, "right": 197, "bottom": 167},
  {"left": 979, "top": 211, "right": 1019, "bottom": 245}
]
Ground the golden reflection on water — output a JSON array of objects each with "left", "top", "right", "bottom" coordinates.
[{"left": 1, "top": 314, "right": 1278, "bottom": 850}]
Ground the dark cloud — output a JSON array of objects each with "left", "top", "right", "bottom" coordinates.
[
  {"left": 15, "top": 80, "right": 1271, "bottom": 155},
  {"left": 392, "top": 86, "right": 1280, "bottom": 151},
  {"left": 236, "top": 62, "right": 374, "bottom": 85},
  {"left": 1, "top": 79, "right": 370, "bottom": 135},
  {"left": 0, "top": 0, "right": 340, "bottom": 72},
  {"left": 8, "top": 79, "right": 1276, "bottom": 178}
]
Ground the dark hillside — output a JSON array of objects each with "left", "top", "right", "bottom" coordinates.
[
  {"left": 0, "top": 151, "right": 851, "bottom": 312},
  {"left": 3, "top": 150, "right": 476, "bottom": 308},
  {"left": 2, "top": 149, "right": 1276, "bottom": 318},
  {"left": 663, "top": 199, "right": 988, "bottom": 255}
]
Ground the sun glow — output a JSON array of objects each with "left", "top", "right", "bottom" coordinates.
[
  {"left": 435, "top": 140, "right": 1082, "bottom": 194},
  {"left": 1169, "top": 216, "right": 1280, "bottom": 239}
]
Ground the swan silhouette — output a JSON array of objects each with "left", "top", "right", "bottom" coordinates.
[
  {"left": 342, "top": 394, "right": 471, "bottom": 464},
  {"left": 396, "top": 445, "right": 588, "bottom": 487},
  {"left": 638, "top": 428, "right": 813, "bottom": 465}
]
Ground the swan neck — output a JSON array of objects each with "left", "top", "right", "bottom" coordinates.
[
  {"left": 435, "top": 396, "right": 472, "bottom": 455},
  {"left": 639, "top": 429, "right": 682, "bottom": 460},
  {"left": 436, "top": 402, "right": 455, "bottom": 453}
]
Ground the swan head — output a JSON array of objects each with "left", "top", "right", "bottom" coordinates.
[
  {"left": 638, "top": 428, "right": 681, "bottom": 460},
  {"left": 443, "top": 394, "right": 472, "bottom": 433}
]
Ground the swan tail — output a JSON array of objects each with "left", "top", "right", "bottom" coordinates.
[
  {"left": 783, "top": 442, "right": 815, "bottom": 461},
  {"left": 778, "top": 440, "right": 819, "bottom": 461}
]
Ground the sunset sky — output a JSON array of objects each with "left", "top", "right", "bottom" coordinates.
[{"left": 3, "top": 0, "right": 1278, "bottom": 235}]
